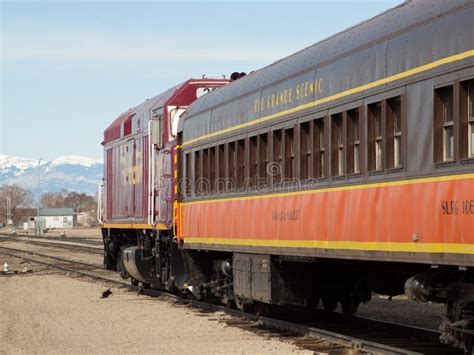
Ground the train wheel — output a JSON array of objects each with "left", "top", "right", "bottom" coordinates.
[
  {"left": 116, "top": 252, "right": 121, "bottom": 271},
  {"left": 340, "top": 296, "right": 360, "bottom": 316},
  {"left": 235, "top": 296, "right": 252, "bottom": 313},
  {"left": 220, "top": 293, "right": 233, "bottom": 308},
  {"left": 441, "top": 300, "right": 474, "bottom": 352},
  {"left": 103, "top": 238, "right": 115, "bottom": 270},
  {"left": 235, "top": 296, "right": 245, "bottom": 311},
  {"left": 131, "top": 278, "right": 139, "bottom": 287},
  {"left": 306, "top": 297, "right": 320, "bottom": 309},
  {"left": 103, "top": 249, "right": 111, "bottom": 269},
  {"left": 142, "top": 282, "right": 150, "bottom": 289},
  {"left": 116, "top": 251, "right": 128, "bottom": 279},
  {"left": 322, "top": 297, "right": 338, "bottom": 312},
  {"left": 254, "top": 302, "right": 269, "bottom": 317}
]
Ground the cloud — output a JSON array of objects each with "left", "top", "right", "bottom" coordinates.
[{"left": 1, "top": 32, "right": 297, "bottom": 63}]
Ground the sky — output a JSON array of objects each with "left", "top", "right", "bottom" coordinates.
[{"left": 1, "top": 0, "right": 400, "bottom": 161}]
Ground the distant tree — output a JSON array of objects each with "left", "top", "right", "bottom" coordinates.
[
  {"left": 41, "top": 190, "right": 96, "bottom": 214},
  {"left": 63, "top": 192, "right": 96, "bottom": 214},
  {"left": 41, "top": 192, "right": 65, "bottom": 208},
  {"left": 0, "top": 184, "right": 33, "bottom": 225}
]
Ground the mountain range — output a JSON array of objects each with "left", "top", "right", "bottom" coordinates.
[{"left": 0, "top": 154, "right": 103, "bottom": 197}]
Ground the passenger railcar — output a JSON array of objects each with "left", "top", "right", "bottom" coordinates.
[{"left": 100, "top": 1, "right": 474, "bottom": 351}]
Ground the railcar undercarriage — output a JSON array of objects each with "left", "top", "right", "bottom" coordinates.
[
  {"left": 405, "top": 272, "right": 474, "bottom": 352},
  {"left": 102, "top": 228, "right": 474, "bottom": 352}
]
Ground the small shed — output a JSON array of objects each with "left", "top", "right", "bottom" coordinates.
[{"left": 29, "top": 208, "right": 75, "bottom": 229}]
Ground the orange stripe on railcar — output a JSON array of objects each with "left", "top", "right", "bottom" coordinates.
[{"left": 180, "top": 174, "right": 474, "bottom": 253}]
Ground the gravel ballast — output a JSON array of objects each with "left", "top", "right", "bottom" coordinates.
[{"left": 0, "top": 273, "right": 310, "bottom": 354}]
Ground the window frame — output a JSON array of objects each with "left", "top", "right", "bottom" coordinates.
[
  {"left": 258, "top": 132, "right": 269, "bottom": 186},
  {"left": 249, "top": 135, "right": 258, "bottom": 187},
  {"left": 366, "top": 91, "right": 406, "bottom": 173},
  {"left": 330, "top": 112, "right": 344, "bottom": 177},
  {"left": 460, "top": 78, "right": 474, "bottom": 160},
  {"left": 284, "top": 126, "right": 295, "bottom": 180},
  {"left": 299, "top": 120, "right": 311, "bottom": 180},
  {"left": 346, "top": 107, "right": 361, "bottom": 175},
  {"left": 216, "top": 142, "right": 226, "bottom": 193},
  {"left": 434, "top": 84, "right": 456, "bottom": 163},
  {"left": 386, "top": 96, "right": 403, "bottom": 169},
  {"left": 368, "top": 101, "right": 383, "bottom": 172},
  {"left": 184, "top": 151, "right": 192, "bottom": 196},
  {"left": 271, "top": 128, "right": 283, "bottom": 185}
]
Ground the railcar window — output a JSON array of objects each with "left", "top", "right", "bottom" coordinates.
[
  {"left": 237, "top": 139, "right": 245, "bottom": 188},
  {"left": 203, "top": 149, "right": 209, "bottom": 194},
  {"left": 218, "top": 144, "right": 225, "bottom": 191},
  {"left": 346, "top": 109, "right": 360, "bottom": 174},
  {"left": 368, "top": 102, "right": 383, "bottom": 171},
  {"left": 228, "top": 142, "right": 236, "bottom": 189},
  {"left": 249, "top": 136, "right": 257, "bottom": 187},
  {"left": 300, "top": 122, "right": 311, "bottom": 180},
  {"left": 331, "top": 114, "right": 344, "bottom": 176},
  {"left": 434, "top": 85, "right": 454, "bottom": 162},
  {"left": 313, "top": 118, "right": 325, "bottom": 178},
  {"left": 386, "top": 97, "right": 402, "bottom": 168},
  {"left": 469, "top": 80, "right": 474, "bottom": 158},
  {"left": 460, "top": 79, "right": 474, "bottom": 158},
  {"left": 284, "top": 128, "right": 295, "bottom": 180},
  {"left": 258, "top": 133, "right": 268, "bottom": 184},
  {"left": 209, "top": 147, "right": 216, "bottom": 193},
  {"left": 194, "top": 150, "right": 201, "bottom": 195},
  {"left": 273, "top": 130, "right": 282, "bottom": 183},
  {"left": 185, "top": 152, "right": 192, "bottom": 196}
]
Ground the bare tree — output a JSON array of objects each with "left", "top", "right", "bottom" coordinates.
[
  {"left": 41, "top": 192, "right": 65, "bottom": 208},
  {"left": 63, "top": 192, "right": 96, "bottom": 214},
  {"left": 0, "top": 184, "right": 33, "bottom": 225}
]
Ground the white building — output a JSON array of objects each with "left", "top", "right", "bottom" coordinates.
[{"left": 29, "top": 208, "right": 75, "bottom": 229}]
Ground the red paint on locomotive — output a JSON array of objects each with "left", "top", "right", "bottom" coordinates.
[{"left": 101, "top": 79, "right": 228, "bottom": 228}]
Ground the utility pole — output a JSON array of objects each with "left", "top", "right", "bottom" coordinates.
[
  {"left": 6, "top": 196, "right": 12, "bottom": 230},
  {"left": 36, "top": 158, "right": 43, "bottom": 236}
]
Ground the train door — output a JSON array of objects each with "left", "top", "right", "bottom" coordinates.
[
  {"left": 104, "top": 148, "right": 113, "bottom": 221},
  {"left": 131, "top": 139, "right": 137, "bottom": 217},
  {"left": 157, "top": 148, "right": 172, "bottom": 226},
  {"left": 149, "top": 109, "right": 164, "bottom": 226},
  {"left": 133, "top": 137, "right": 145, "bottom": 220},
  {"left": 125, "top": 139, "right": 135, "bottom": 218},
  {"left": 149, "top": 107, "right": 172, "bottom": 227}
]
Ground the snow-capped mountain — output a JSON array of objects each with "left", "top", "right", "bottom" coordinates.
[{"left": 0, "top": 154, "right": 103, "bottom": 196}]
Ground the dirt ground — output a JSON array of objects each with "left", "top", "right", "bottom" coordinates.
[
  {"left": 0, "top": 268, "right": 310, "bottom": 354},
  {"left": 0, "top": 230, "right": 445, "bottom": 353}
]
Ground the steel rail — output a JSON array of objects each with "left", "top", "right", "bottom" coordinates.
[
  {"left": 258, "top": 317, "right": 421, "bottom": 355},
  {"left": 0, "top": 236, "right": 103, "bottom": 255},
  {"left": 0, "top": 246, "right": 104, "bottom": 269},
  {"left": 0, "top": 247, "right": 126, "bottom": 286},
  {"left": 0, "top": 232, "right": 103, "bottom": 246}
]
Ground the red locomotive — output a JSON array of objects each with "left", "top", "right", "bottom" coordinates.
[
  {"left": 99, "top": 78, "right": 227, "bottom": 231},
  {"left": 99, "top": 1, "right": 474, "bottom": 351}
]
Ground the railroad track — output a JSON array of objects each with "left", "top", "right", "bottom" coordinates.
[
  {"left": 0, "top": 246, "right": 121, "bottom": 284},
  {"left": 0, "top": 235, "right": 103, "bottom": 255},
  {"left": 0, "top": 245, "right": 460, "bottom": 354},
  {"left": 0, "top": 232, "right": 103, "bottom": 246}
]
